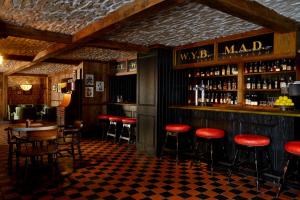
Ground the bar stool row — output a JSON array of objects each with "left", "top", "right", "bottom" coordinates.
[
  {"left": 97, "top": 114, "right": 136, "bottom": 144},
  {"left": 161, "top": 123, "right": 300, "bottom": 197}
]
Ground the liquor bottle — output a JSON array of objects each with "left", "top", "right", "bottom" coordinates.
[
  {"left": 206, "top": 80, "right": 210, "bottom": 90},
  {"left": 281, "top": 58, "right": 287, "bottom": 71},
  {"left": 217, "top": 80, "right": 222, "bottom": 90},
  {"left": 262, "top": 79, "right": 267, "bottom": 90},
  {"left": 223, "top": 79, "right": 228, "bottom": 90},
  {"left": 287, "top": 59, "right": 292, "bottom": 71},
  {"left": 258, "top": 61, "right": 262, "bottom": 73},
  {"left": 257, "top": 79, "right": 261, "bottom": 89},
  {"left": 267, "top": 79, "right": 272, "bottom": 90},
  {"left": 214, "top": 67, "right": 219, "bottom": 76},
  {"left": 220, "top": 93, "right": 224, "bottom": 104},
  {"left": 280, "top": 76, "right": 287, "bottom": 88},
  {"left": 212, "top": 80, "right": 217, "bottom": 90},
  {"left": 245, "top": 94, "right": 249, "bottom": 105},
  {"left": 244, "top": 63, "right": 249, "bottom": 74},
  {"left": 211, "top": 93, "right": 214, "bottom": 103},
  {"left": 210, "top": 68, "right": 214, "bottom": 76},
  {"left": 274, "top": 77, "right": 279, "bottom": 89},
  {"left": 246, "top": 77, "right": 251, "bottom": 89},
  {"left": 232, "top": 65, "right": 238, "bottom": 75},
  {"left": 206, "top": 69, "right": 210, "bottom": 77},
  {"left": 188, "top": 72, "right": 192, "bottom": 78},
  {"left": 251, "top": 78, "right": 256, "bottom": 89},
  {"left": 221, "top": 66, "right": 226, "bottom": 76},
  {"left": 195, "top": 69, "right": 200, "bottom": 77},
  {"left": 266, "top": 61, "right": 271, "bottom": 72},
  {"left": 253, "top": 62, "right": 258, "bottom": 73},
  {"left": 275, "top": 60, "right": 281, "bottom": 72},
  {"left": 206, "top": 93, "right": 211, "bottom": 103},
  {"left": 261, "top": 61, "right": 266, "bottom": 72},
  {"left": 214, "top": 93, "right": 219, "bottom": 104},
  {"left": 232, "top": 79, "right": 237, "bottom": 90},
  {"left": 249, "top": 63, "right": 253, "bottom": 73},
  {"left": 209, "top": 81, "right": 213, "bottom": 90},
  {"left": 228, "top": 79, "right": 232, "bottom": 90},
  {"left": 226, "top": 65, "right": 231, "bottom": 75},
  {"left": 252, "top": 94, "right": 258, "bottom": 106},
  {"left": 201, "top": 70, "right": 205, "bottom": 77}
]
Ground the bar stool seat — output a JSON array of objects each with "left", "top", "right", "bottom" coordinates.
[
  {"left": 234, "top": 134, "right": 270, "bottom": 147},
  {"left": 284, "top": 141, "right": 300, "bottom": 156},
  {"left": 161, "top": 124, "right": 191, "bottom": 163},
  {"left": 196, "top": 128, "right": 225, "bottom": 139},
  {"left": 165, "top": 124, "right": 191, "bottom": 133},
  {"left": 109, "top": 116, "right": 126, "bottom": 122},
  {"left": 122, "top": 118, "right": 136, "bottom": 124},
  {"left": 97, "top": 114, "right": 113, "bottom": 120}
]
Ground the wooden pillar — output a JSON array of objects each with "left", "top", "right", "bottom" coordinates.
[{"left": 0, "top": 74, "right": 8, "bottom": 120}]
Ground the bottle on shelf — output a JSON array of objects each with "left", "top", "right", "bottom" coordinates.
[
  {"left": 281, "top": 58, "right": 287, "bottom": 71},
  {"left": 221, "top": 66, "right": 226, "bottom": 76},
  {"left": 251, "top": 78, "right": 256, "bottom": 89},
  {"left": 226, "top": 65, "right": 231, "bottom": 75},
  {"left": 287, "top": 59, "right": 292, "bottom": 71},
  {"left": 246, "top": 77, "right": 251, "bottom": 90},
  {"left": 280, "top": 76, "right": 287, "bottom": 88},
  {"left": 253, "top": 62, "right": 258, "bottom": 73},
  {"left": 245, "top": 63, "right": 249, "bottom": 74},
  {"left": 262, "top": 79, "right": 267, "bottom": 90},
  {"left": 249, "top": 63, "right": 253, "bottom": 73},
  {"left": 274, "top": 77, "right": 279, "bottom": 89},
  {"left": 232, "top": 65, "right": 238, "bottom": 75}
]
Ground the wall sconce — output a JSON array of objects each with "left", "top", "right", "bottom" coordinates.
[
  {"left": 0, "top": 55, "right": 3, "bottom": 65},
  {"left": 20, "top": 84, "right": 32, "bottom": 91}
]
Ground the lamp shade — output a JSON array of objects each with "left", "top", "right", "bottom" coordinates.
[
  {"left": 20, "top": 84, "right": 32, "bottom": 91},
  {"left": 59, "top": 93, "right": 71, "bottom": 107},
  {"left": 0, "top": 55, "right": 3, "bottom": 64}
]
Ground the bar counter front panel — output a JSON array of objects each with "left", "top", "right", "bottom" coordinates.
[{"left": 169, "top": 105, "right": 300, "bottom": 172}]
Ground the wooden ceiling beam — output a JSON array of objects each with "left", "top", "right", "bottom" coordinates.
[
  {"left": 86, "top": 39, "right": 149, "bottom": 52},
  {"left": 0, "top": 21, "right": 72, "bottom": 43},
  {"left": 195, "top": 0, "right": 299, "bottom": 33},
  {"left": 6, "top": 0, "right": 171, "bottom": 75}
]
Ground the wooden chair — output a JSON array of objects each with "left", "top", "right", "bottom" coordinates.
[
  {"left": 5, "top": 127, "right": 17, "bottom": 174},
  {"left": 15, "top": 130, "right": 59, "bottom": 180},
  {"left": 57, "top": 120, "right": 83, "bottom": 169}
]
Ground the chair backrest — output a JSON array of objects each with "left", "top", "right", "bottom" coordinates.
[{"left": 5, "top": 127, "right": 14, "bottom": 144}]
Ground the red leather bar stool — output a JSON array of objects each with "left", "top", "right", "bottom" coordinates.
[
  {"left": 161, "top": 124, "right": 191, "bottom": 163},
  {"left": 191, "top": 128, "right": 225, "bottom": 174},
  {"left": 107, "top": 116, "right": 126, "bottom": 142},
  {"left": 277, "top": 141, "right": 300, "bottom": 198},
  {"left": 119, "top": 118, "right": 137, "bottom": 144},
  {"left": 229, "top": 134, "right": 270, "bottom": 191},
  {"left": 97, "top": 114, "right": 113, "bottom": 140}
]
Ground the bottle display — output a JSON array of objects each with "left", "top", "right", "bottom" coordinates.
[{"left": 244, "top": 58, "right": 296, "bottom": 107}]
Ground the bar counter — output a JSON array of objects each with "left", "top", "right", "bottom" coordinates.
[
  {"left": 170, "top": 104, "right": 300, "bottom": 117},
  {"left": 169, "top": 104, "right": 300, "bottom": 172}
]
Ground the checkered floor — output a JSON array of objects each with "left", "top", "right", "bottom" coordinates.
[{"left": 0, "top": 138, "right": 300, "bottom": 199}]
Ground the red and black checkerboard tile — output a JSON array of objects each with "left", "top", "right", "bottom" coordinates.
[{"left": 0, "top": 139, "right": 300, "bottom": 200}]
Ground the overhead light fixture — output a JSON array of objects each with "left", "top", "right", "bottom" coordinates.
[
  {"left": 0, "top": 55, "right": 3, "bottom": 65},
  {"left": 20, "top": 84, "right": 32, "bottom": 91}
]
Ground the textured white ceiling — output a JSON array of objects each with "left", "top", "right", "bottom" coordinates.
[
  {"left": 106, "top": 2, "right": 261, "bottom": 46},
  {"left": 0, "top": 0, "right": 299, "bottom": 74},
  {"left": 19, "top": 62, "right": 76, "bottom": 75},
  {"left": 0, "top": 0, "right": 134, "bottom": 34},
  {"left": 254, "top": 0, "right": 300, "bottom": 22}
]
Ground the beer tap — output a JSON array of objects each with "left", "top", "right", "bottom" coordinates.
[{"left": 193, "top": 80, "right": 206, "bottom": 106}]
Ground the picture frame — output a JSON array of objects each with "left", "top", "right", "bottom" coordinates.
[
  {"left": 96, "top": 81, "right": 104, "bottom": 92},
  {"left": 52, "top": 84, "right": 58, "bottom": 91},
  {"left": 85, "top": 87, "right": 94, "bottom": 98},
  {"left": 85, "top": 74, "right": 94, "bottom": 86}
]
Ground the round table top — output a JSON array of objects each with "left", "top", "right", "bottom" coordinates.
[
  {"left": 10, "top": 122, "right": 58, "bottom": 132},
  {"left": 27, "top": 130, "right": 58, "bottom": 141}
]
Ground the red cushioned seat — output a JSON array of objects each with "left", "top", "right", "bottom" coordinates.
[
  {"left": 122, "top": 118, "right": 136, "bottom": 124},
  {"left": 97, "top": 115, "right": 113, "bottom": 120},
  {"left": 109, "top": 116, "right": 126, "bottom": 122},
  {"left": 196, "top": 128, "right": 225, "bottom": 139},
  {"left": 234, "top": 134, "right": 270, "bottom": 147},
  {"left": 165, "top": 124, "right": 191, "bottom": 133},
  {"left": 285, "top": 141, "right": 300, "bottom": 156}
]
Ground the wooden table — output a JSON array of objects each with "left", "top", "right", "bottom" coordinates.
[{"left": 10, "top": 122, "right": 58, "bottom": 132}]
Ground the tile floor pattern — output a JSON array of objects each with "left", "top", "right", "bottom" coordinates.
[{"left": 0, "top": 138, "right": 300, "bottom": 200}]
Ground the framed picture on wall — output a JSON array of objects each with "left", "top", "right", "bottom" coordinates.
[
  {"left": 96, "top": 81, "right": 104, "bottom": 92},
  {"left": 85, "top": 87, "right": 94, "bottom": 98},
  {"left": 85, "top": 74, "right": 94, "bottom": 86},
  {"left": 52, "top": 84, "right": 57, "bottom": 91}
]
